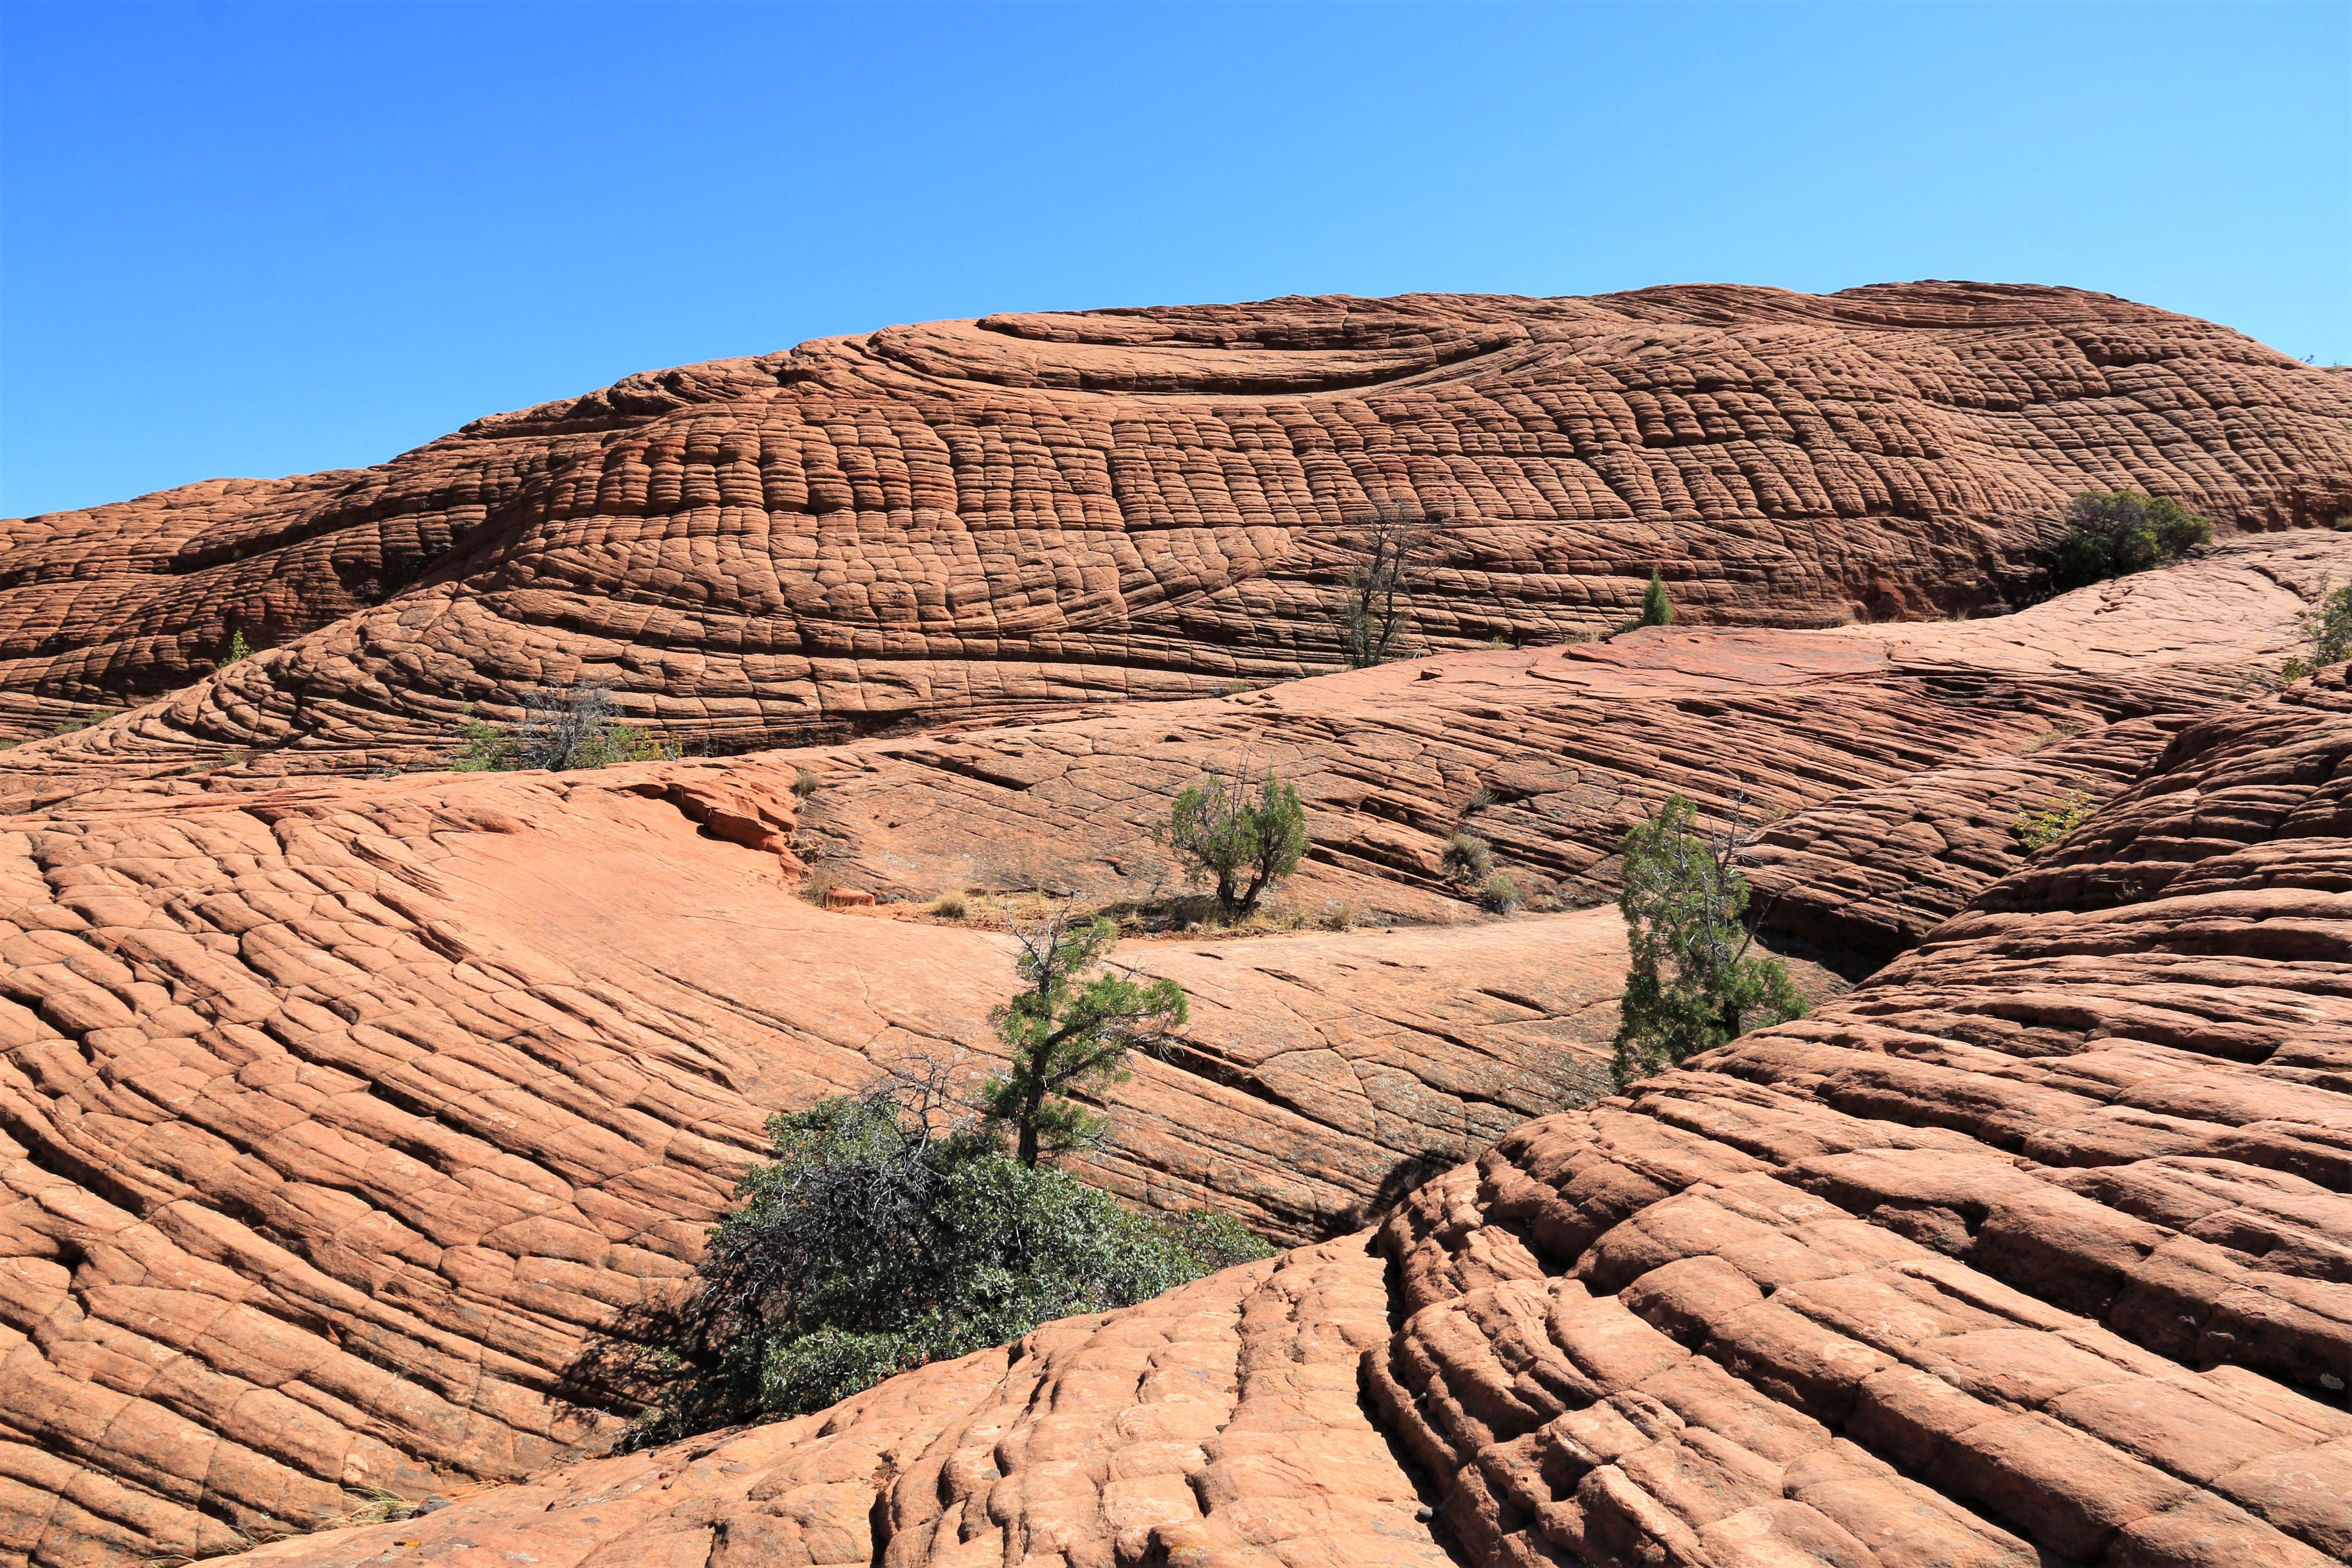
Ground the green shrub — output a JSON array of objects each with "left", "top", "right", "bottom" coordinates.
[
  {"left": 2013, "top": 782, "right": 2099, "bottom": 851},
  {"left": 1163, "top": 766, "right": 1308, "bottom": 917},
  {"left": 446, "top": 684, "right": 678, "bottom": 772},
  {"left": 214, "top": 629, "right": 254, "bottom": 669},
  {"left": 2047, "top": 491, "right": 2212, "bottom": 593},
  {"left": 628, "top": 1063, "right": 1270, "bottom": 1442},
  {"left": 1481, "top": 873, "right": 1520, "bottom": 914},
  {"left": 1612, "top": 795, "right": 1806, "bottom": 1088},
  {"left": 2279, "top": 578, "right": 2352, "bottom": 681}
]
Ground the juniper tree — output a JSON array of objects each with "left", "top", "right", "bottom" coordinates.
[
  {"left": 1612, "top": 793, "right": 1806, "bottom": 1087},
  {"left": 1640, "top": 569, "right": 1675, "bottom": 627},
  {"left": 985, "top": 908, "right": 1188, "bottom": 1167},
  {"left": 1163, "top": 765, "right": 1309, "bottom": 918}
]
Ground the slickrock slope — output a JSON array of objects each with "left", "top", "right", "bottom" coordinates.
[
  {"left": 222, "top": 665, "right": 2352, "bottom": 1568},
  {"left": 7, "top": 284, "right": 2351, "bottom": 787},
  {"left": 1, "top": 545, "right": 2347, "bottom": 1565}
]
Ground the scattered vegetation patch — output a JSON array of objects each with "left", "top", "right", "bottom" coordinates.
[
  {"left": 2013, "top": 781, "right": 2099, "bottom": 851},
  {"left": 1481, "top": 873, "right": 1520, "bottom": 914},
  {"left": 621, "top": 922, "right": 1270, "bottom": 1443},
  {"left": 1612, "top": 794, "right": 1807, "bottom": 1088},
  {"left": 447, "top": 684, "right": 679, "bottom": 772},
  {"left": 2046, "top": 490, "right": 2212, "bottom": 594},
  {"left": 792, "top": 766, "right": 821, "bottom": 799},
  {"left": 2022, "top": 720, "right": 2089, "bottom": 754},
  {"left": 927, "top": 889, "right": 968, "bottom": 919}
]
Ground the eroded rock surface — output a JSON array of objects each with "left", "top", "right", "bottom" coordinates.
[
  {"left": 196, "top": 666, "right": 2352, "bottom": 1568},
  {"left": 7, "top": 285, "right": 2349, "bottom": 787}
]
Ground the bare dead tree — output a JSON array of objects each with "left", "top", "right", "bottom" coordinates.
[{"left": 1330, "top": 504, "right": 1443, "bottom": 668}]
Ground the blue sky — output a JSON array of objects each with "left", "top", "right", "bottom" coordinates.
[{"left": 3, "top": 0, "right": 2346, "bottom": 520}]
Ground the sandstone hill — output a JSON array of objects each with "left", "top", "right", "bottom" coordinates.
[
  {"left": 5, "top": 284, "right": 2349, "bottom": 795},
  {"left": 198, "top": 658, "right": 2349, "bottom": 1568},
  {"left": 2, "top": 537, "right": 2348, "bottom": 1567},
  {"left": 2, "top": 284, "right": 2350, "bottom": 1568}
]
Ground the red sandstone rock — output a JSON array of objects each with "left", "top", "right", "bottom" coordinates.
[
  {"left": 202, "top": 664, "right": 2352, "bottom": 1568},
  {"left": 5, "top": 285, "right": 2349, "bottom": 789}
]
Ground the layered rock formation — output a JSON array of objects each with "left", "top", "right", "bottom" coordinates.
[
  {"left": 6, "top": 285, "right": 2350, "bottom": 790},
  {"left": 4, "top": 281, "right": 2350, "bottom": 1567},
  {"left": 2, "top": 540, "right": 2346, "bottom": 1566},
  {"left": 203, "top": 662, "right": 2352, "bottom": 1568}
]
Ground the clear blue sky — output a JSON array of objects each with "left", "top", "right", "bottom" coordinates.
[{"left": 3, "top": 1, "right": 2346, "bottom": 520}]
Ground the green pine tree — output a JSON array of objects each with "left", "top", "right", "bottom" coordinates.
[{"left": 1640, "top": 569, "right": 1675, "bottom": 627}]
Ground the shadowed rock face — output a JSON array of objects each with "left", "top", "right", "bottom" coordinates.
[
  {"left": 5, "top": 284, "right": 2349, "bottom": 786},
  {"left": 195, "top": 664, "right": 2352, "bottom": 1568}
]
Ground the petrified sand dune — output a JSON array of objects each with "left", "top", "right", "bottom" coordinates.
[
  {"left": 1, "top": 542, "right": 2346, "bottom": 1566},
  {"left": 6, "top": 285, "right": 2349, "bottom": 789},
  {"left": 207, "top": 662, "right": 2352, "bottom": 1568},
  {"left": 4, "top": 284, "right": 2350, "bottom": 1567}
]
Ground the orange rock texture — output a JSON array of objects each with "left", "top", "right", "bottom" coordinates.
[
  {"left": 202, "top": 659, "right": 2352, "bottom": 1568},
  {"left": 0, "top": 541, "right": 2346, "bottom": 1565},
  {"left": 3, "top": 283, "right": 2350, "bottom": 1567},
  {"left": 5, "top": 284, "right": 2351, "bottom": 789}
]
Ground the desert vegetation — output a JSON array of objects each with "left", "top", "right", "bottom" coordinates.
[
  {"left": 1162, "top": 762, "right": 1309, "bottom": 918},
  {"left": 982, "top": 906, "right": 1188, "bottom": 1167},
  {"left": 2013, "top": 780, "right": 2100, "bottom": 850},
  {"left": 1329, "top": 505, "right": 1438, "bottom": 667},
  {"left": 2046, "top": 489, "right": 2212, "bottom": 593},
  {"left": 1611, "top": 794, "right": 1807, "bottom": 1086},
  {"left": 623, "top": 931, "right": 1265, "bottom": 1443},
  {"left": 448, "top": 683, "right": 679, "bottom": 771}
]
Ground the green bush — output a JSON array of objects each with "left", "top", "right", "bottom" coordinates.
[
  {"left": 628, "top": 1068, "right": 1270, "bottom": 1443},
  {"left": 1612, "top": 795, "right": 1806, "bottom": 1088},
  {"left": 2278, "top": 579, "right": 2352, "bottom": 681},
  {"left": 214, "top": 629, "right": 254, "bottom": 669},
  {"left": 2013, "top": 782, "right": 2098, "bottom": 851},
  {"left": 2047, "top": 491, "right": 2212, "bottom": 593},
  {"left": 447, "top": 684, "right": 677, "bottom": 772},
  {"left": 1164, "top": 766, "right": 1308, "bottom": 917}
]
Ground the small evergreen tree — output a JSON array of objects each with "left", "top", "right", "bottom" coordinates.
[
  {"left": 1640, "top": 569, "right": 1675, "bottom": 627},
  {"left": 1612, "top": 794, "right": 1806, "bottom": 1087},
  {"left": 984, "top": 909, "right": 1187, "bottom": 1166},
  {"left": 1163, "top": 765, "right": 1309, "bottom": 917}
]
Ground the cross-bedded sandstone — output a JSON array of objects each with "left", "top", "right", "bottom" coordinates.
[
  {"left": 6, "top": 286, "right": 2348, "bottom": 789},
  {"left": 199, "top": 663, "right": 2352, "bottom": 1568}
]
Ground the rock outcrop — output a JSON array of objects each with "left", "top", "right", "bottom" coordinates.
[
  {"left": 195, "top": 662, "right": 2352, "bottom": 1568},
  {"left": 6, "top": 285, "right": 2349, "bottom": 790},
  {"left": 2, "top": 544, "right": 2347, "bottom": 1565}
]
